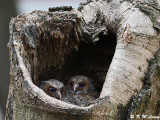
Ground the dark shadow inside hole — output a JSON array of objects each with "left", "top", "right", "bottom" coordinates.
[
  {"left": 37, "top": 30, "right": 117, "bottom": 107},
  {"left": 59, "top": 31, "right": 117, "bottom": 93}
]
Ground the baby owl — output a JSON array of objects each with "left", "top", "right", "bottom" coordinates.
[
  {"left": 40, "top": 79, "right": 66, "bottom": 100},
  {"left": 66, "top": 75, "right": 98, "bottom": 96},
  {"left": 65, "top": 75, "right": 99, "bottom": 106}
]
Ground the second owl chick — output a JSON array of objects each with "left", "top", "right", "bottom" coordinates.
[
  {"left": 66, "top": 75, "right": 99, "bottom": 98},
  {"left": 40, "top": 79, "right": 66, "bottom": 100}
]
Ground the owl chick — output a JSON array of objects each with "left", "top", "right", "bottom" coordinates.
[
  {"left": 40, "top": 79, "right": 66, "bottom": 100},
  {"left": 63, "top": 94, "right": 95, "bottom": 107},
  {"left": 66, "top": 75, "right": 99, "bottom": 99}
]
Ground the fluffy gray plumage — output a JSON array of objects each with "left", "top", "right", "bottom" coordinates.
[
  {"left": 65, "top": 75, "right": 99, "bottom": 106},
  {"left": 40, "top": 79, "right": 66, "bottom": 100}
]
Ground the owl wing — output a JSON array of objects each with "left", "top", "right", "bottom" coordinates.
[
  {"left": 63, "top": 95, "right": 92, "bottom": 107},
  {"left": 63, "top": 96, "right": 76, "bottom": 105}
]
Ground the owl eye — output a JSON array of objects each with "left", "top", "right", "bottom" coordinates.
[
  {"left": 70, "top": 82, "right": 74, "bottom": 87},
  {"left": 49, "top": 87, "right": 56, "bottom": 93},
  {"left": 79, "top": 83, "right": 85, "bottom": 87}
]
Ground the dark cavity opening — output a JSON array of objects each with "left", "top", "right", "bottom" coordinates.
[
  {"left": 17, "top": 12, "right": 118, "bottom": 107},
  {"left": 36, "top": 30, "right": 117, "bottom": 107},
  {"left": 59, "top": 31, "right": 117, "bottom": 93}
]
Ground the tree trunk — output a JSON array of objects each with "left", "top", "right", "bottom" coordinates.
[{"left": 5, "top": 0, "right": 160, "bottom": 120}]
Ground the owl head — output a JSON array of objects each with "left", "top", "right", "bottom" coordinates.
[
  {"left": 40, "top": 79, "right": 66, "bottom": 100},
  {"left": 66, "top": 75, "right": 95, "bottom": 95}
]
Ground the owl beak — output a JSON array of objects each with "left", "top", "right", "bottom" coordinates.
[
  {"left": 57, "top": 91, "right": 61, "bottom": 100},
  {"left": 73, "top": 84, "right": 78, "bottom": 94}
]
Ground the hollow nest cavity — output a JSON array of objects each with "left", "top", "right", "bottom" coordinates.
[{"left": 12, "top": 11, "right": 117, "bottom": 108}]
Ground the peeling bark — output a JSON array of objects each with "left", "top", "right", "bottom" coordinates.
[{"left": 6, "top": 0, "right": 160, "bottom": 120}]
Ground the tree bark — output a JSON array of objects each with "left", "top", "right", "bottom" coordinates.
[{"left": 5, "top": 0, "right": 160, "bottom": 120}]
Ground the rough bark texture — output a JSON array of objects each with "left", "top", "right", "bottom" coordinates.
[
  {"left": 126, "top": 50, "right": 160, "bottom": 120},
  {"left": 6, "top": 0, "right": 160, "bottom": 120}
]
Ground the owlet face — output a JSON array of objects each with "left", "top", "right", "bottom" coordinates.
[
  {"left": 40, "top": 79, "right": 66, "bottom": 100},
  {"left": 67, "top": 75, "right": 94, "bottom": 95}
]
